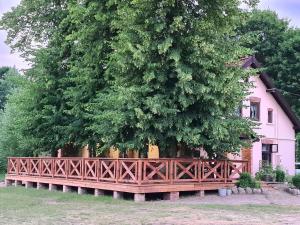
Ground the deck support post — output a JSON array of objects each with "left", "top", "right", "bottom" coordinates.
[
  {"left": 134, "top": 193, "right": 145, "bottom": 202},
  {"left": 78, "top": 187, "right": 87, "bottom": 195},
  {"left": 163, "top": 192, "right": 179, "bottom": 201},
  {"left": 49, "top": 184, "right": 58, "bottom": 191},
  {"left": 14, "top": 180, "right": 22, "bottom": 187},
  {"left": 196, "top": 190, "right": 205, "bottom": 197},
  {"left": 5, "top": 179, "right": 13, "bottom": 187},
  {"left": 37, "top": 182, "right": 47, "bottom": 190},
  {"left": 94, "top": 189, "right": 104, "bottom": 197},
  {"left": 25, "top": 181, "right": 34, "bottom": 189},
  {"left": 63, "top": 185, "right": 71, "bottom": 193},
  {"left": 113, "top": 191, "right": 123, "bottom": 200}
]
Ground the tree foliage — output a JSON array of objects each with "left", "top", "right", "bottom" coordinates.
[
  {"left": 0, "top": 0, "right": 256, "bottom": 158},
  {"left": 0, "top": 67, "right": 17, "bottom": 110},
  {"left": 89, "top": 0, "right": 255, "bottom": 156},
  {"left": 0, "top": 72, "right": 38, "bottom": 171}
]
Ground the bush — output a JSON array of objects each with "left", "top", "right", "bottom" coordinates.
[
  {"left": 275, "top": 168, "right": 285, "bottom": 182},
  {"left": 255, "top": 165, "right": 275, "bottom": 182},
  {"left": 292, "top": 174, "right": 300, "bottom": 189},
  {"left": 237, "top": 172, "right": 260, "bottom": 188}
]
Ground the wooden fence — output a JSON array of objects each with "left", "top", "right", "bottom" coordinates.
[{"left": 7, "top": 157, "right": 250, "bottom": 185}]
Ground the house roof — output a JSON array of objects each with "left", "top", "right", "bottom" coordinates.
[{"left": 242, "top": 56, "right": 300, "bottom": 132}]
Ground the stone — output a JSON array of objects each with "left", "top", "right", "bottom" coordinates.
[
  {"left": 14, "top": 180, "right": 22, "bottom": 187},
  {"left": 195, "top": 190, "right": 205, "bottom": 197},
  {"left": 49, "top": 184, "right": 58, "bottom": 191},
  {"left": 238, "top": 187, "right": 246, "bottom": 194},
  {"left": 231, "top": 186, "right": 238, "bottom": 194},
  {"left": 134, "top": 193, "right": 145, "bottom": 202},
  {"left": 63, "top": 185, "right": 71, "bottom": 193},
  {"left": 292, "top": 189, "right": 298, "bottom": 196},
  {"left": 163, "top": 192, "right": 180, "bottom": 201},
  {"left": 245, "top": 187, "right": 252, "bottom": 194},
  {"left": 226, "top": 189, "right": 232, "bottom": 196},
  {"left": 113, "top": 191, "right": 123, "bottom": 199},
  {"left": 94, "top": 189, "right": 104, "bottom": 197},
  {"left": 25, "top": 181, "right": 33, "bottom": 189},
  {"left": 252, "top": 188, "right": 262, "bottom": 194},
  {"left": 78, "top": 187, "right": 87, "bottom": 195},
  {"left": 37, "top": 182, "right": 47, "bottom": 190}
]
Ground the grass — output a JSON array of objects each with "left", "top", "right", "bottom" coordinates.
[{"left": 1, "top": 187, "right": 300, "bottom": 225}]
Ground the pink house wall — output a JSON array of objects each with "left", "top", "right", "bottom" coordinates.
[{"left": 243, "top": 76, "right": 296, "bottom": 175}]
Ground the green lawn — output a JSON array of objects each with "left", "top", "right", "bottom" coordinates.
[{"left": 1, "top": 187, "right": 300, "bottom": 225}]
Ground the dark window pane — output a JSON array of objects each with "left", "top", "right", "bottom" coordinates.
[
  {"left": 250, "top": 102, "right": 260, "bottom": 120},
  {"left": 268, "top": 110, "right": 273, "bottom": 123}
]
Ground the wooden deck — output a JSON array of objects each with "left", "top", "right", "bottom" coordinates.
[{"left": 5, "top": 157, "right": 250, "bottom": 201}]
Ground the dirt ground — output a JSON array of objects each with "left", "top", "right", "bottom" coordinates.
[{"left": 0, "top": 186, "right": 300, "bottom": 225}]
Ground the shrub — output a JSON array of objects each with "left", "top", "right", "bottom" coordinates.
[
  {"left": 275, "top": 168, "right": 285, "bottom": 182},
  {"left": 292, "top": 174, "right": 300, "bottom": 189},
  {"left": 255, "top": 165, "right": 275, "bottom": 182},
  {"left": 237, "top": 172, "right": 260, "bottom": 188}
]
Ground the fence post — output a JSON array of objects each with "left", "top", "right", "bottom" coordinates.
[
  {"left": 198, "top": 159, "right": 201, "bottom": 183},
  {"left": 27, "top": 158, "right": 30, "bottom": 175},
  {"left": 137, "top": 159, "right": 142, "bottom": 185},
  {"left": 39, "top": 158, "right": 42, "bottom": 177},
  {"left": 170, "top": 159, "right": 174, "bottom": 184},
  {"left": 96, "top": 159, "right": 100, "bottom": 182},
  {"left": 224, "top": 160, "right": 227, "bottom": 183},
  {"left": 66, "top": 159, "right": 69, "bottom": 179},
  {"left": 81, "top": 158, "right": 84, "bottom": 181},
  {"left": 115, "top": 159, "right": 119, "bottom": 183},
  {"left": 52, "top": 158, "right": 55, "bottom": 178}
]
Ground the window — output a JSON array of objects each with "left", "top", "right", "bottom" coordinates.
[
  {"left": 262, "top": 144, "right": 272, "bottom": 165},
  {"left": 268, "top": 109, "right": 273, "bottom": 123},
  {"left": 250, "top": 102, "right": 260, "bottom": 120}
]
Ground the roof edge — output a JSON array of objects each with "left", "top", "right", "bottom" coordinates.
[{"left": 242, "top": 56, "right": 300, "bottom": 133}]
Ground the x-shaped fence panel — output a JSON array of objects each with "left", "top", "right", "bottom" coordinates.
[
  {"left": 142, "top": 160, "right": 169, "bottom": 184},
  {"left": 8, "top": 158, "right": 18, "bottom": 174},
  {"left": 54, "top": 159, "right": 67, "bottom": 178},
  {"left": 227, "top": 161, "right": 248, "bottom": 180},
  {"left": 174, "top": 160, "right": 198, "bottom": 182},
  {"left": 29, "top": 159, "right": 40, "bottom": 176},
  {"left": 19, "top": 159, "right": 29, "bottom": 175},
  {"left": 100, "top": 160, "right": 116, "bottom": 182},
  {"left": 201, "top": 160, "right": 225, "bottom": 182},
  {"left": 41, "top": 159, "right": 53, "bottom": 177},
  {"left": 68, "top": 159, "right": 82, "bottom": 179},
  {"left": 119, "top": 160, "right": 138, "bottom": 183},
  {"left": 84, "top": 159, "right": 97, "bottom": 180}
]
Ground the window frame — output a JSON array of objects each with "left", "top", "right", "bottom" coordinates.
[
  {"left": 250, "top": 101, "right": 260, "bottom": 121},
  {"left": 267, "top": 108, "right": 273, "bottom": 124}
]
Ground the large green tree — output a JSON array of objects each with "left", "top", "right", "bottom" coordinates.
[
  {"left": 90, "top": 0, "right": 256, "bottom": 156},
  {"left": 1, "top": 0, "right": 118, "bottom": 155},
  {"left": 1, "top": 0, "right": 256, "bottom": 158}
]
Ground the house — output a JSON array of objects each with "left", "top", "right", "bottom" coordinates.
[{"left": 239, "top": 56, "right": 300, "bottom": 176}]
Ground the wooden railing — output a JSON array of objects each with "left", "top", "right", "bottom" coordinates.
[{"left": 7, "top": 157, "right": 250, "bottom": 185}]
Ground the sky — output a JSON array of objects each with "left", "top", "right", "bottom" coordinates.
[{"left": 1, "top": 0, "right": 300, "bottom": 70}]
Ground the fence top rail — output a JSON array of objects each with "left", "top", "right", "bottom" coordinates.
[{"left": 7, "top": 157, "right": 249, "bottom": 163}]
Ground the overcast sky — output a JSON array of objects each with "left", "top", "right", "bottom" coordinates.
[{"left": 1, "top": 0, "right": 300, "bottom": 70}]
